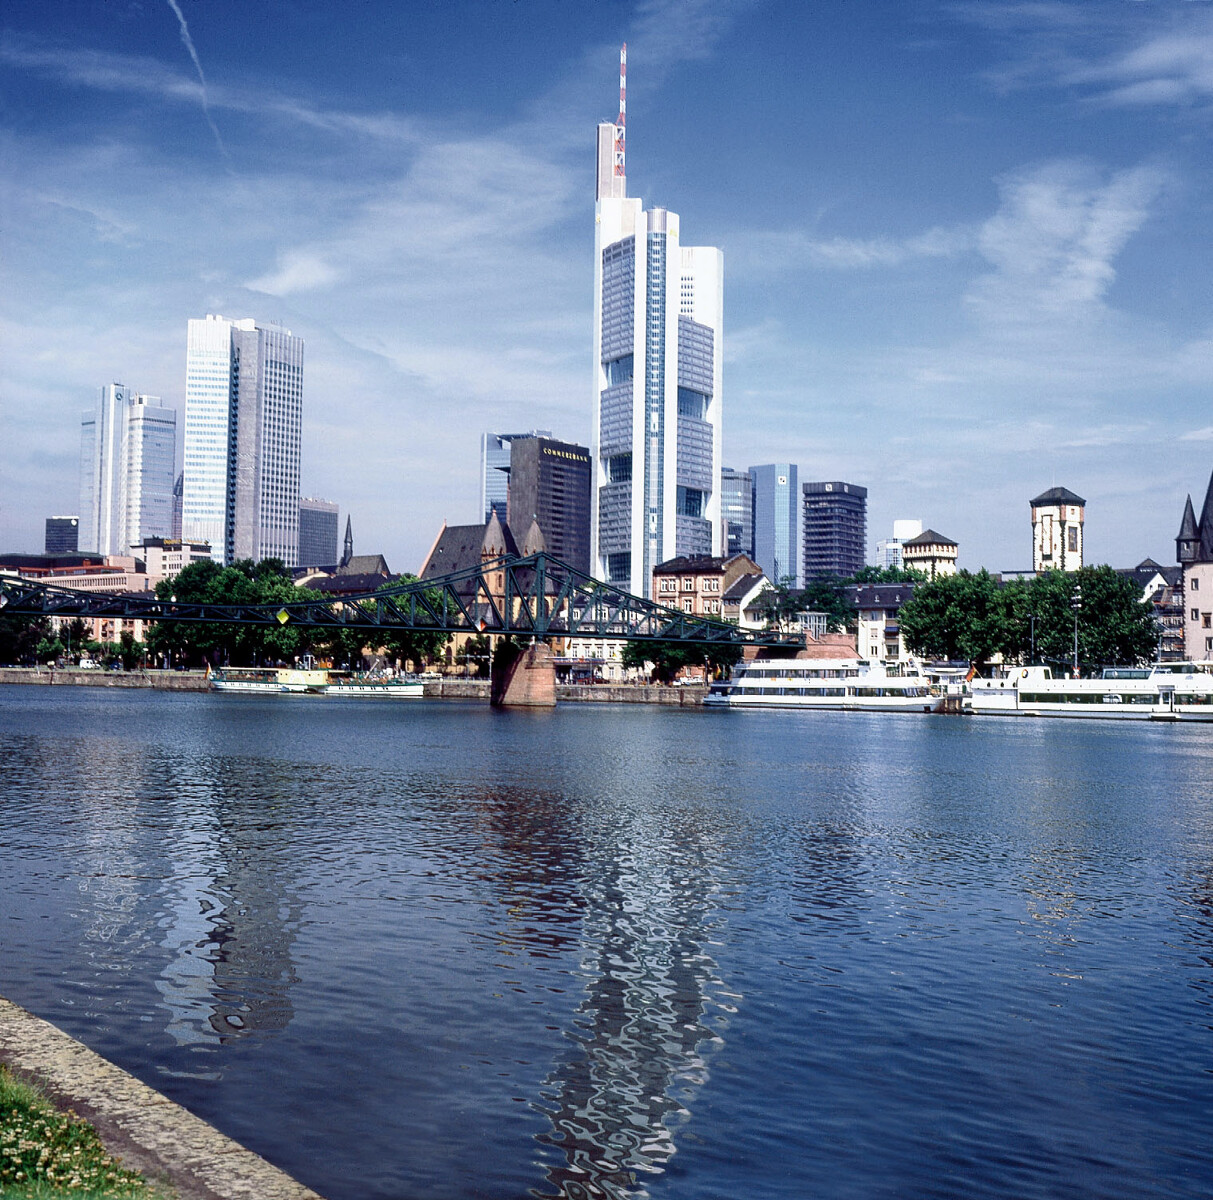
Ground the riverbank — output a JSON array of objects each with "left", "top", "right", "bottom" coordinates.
[
  {"left": 0, "top": 996, "right": 324, "bottom": 1200},
  {"left": 0, "top": 668, "right": 707, "bottom": 705}
]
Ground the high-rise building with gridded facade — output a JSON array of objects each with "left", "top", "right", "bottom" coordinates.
[
  {"left": 591, "top": 116, "right": 723, "bottom": 598},
  {"left": 182, "top": 315, "right": 304, "bottom": 566},
  {"left": 79, "top": 383, "right": 176, "bottom": 556}
]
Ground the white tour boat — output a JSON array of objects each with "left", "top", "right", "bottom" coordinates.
[
  {"left": 209, "top": 666, "right": 328, "bottom": 694},
  {"left": 970, "top": 663, "right": 1213, "bottom": 721},
  {"left": 704, "top": 657, "right": 935, "bottom": 712},
  {"left": 322, "top": 674, "right": 425, "bottom": 699}
]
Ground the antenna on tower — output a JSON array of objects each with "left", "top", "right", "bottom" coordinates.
[{"left": 615, "top": 43, "right": 626, "bottom": 178}]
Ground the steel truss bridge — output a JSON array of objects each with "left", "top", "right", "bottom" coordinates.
[{"left": 0, "top": 553, "right": 798, "bottom": 649}]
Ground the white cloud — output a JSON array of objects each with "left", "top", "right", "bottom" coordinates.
[{"left": 966, "top": 160, "right": 1166, "bottom": 325}]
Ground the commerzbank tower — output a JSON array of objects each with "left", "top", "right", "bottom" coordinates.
[{"left": 591, "top": 45, "right": 723, "bottom": 599}]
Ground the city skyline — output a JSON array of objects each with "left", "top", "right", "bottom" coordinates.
[{"left": 4, "top": 1, "right": 1213, "bottom": 575}]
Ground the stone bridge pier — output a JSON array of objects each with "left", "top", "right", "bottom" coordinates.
[{"left": 490, "top": 640, "right": 557, "bottom": 707}]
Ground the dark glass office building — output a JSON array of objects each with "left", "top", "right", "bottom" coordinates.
[
  {"left": 507, "top": 436, "right": 592, "bottom": 574},
  {"left": 44, "top": 516, "right": 79, "bottom": 554},
  {"left": 802, "top": 481, "right": 867, "bottom": 581}
]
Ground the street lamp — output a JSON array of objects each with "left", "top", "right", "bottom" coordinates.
[{"left": 1071, "top": 583, "right": 1082, "bottom": 678}]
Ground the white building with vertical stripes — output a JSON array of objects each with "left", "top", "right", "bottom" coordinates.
[{"left": 591, "top": 46, "right": 723, "bottom": 598}]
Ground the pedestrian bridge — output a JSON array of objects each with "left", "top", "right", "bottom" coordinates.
[{"left": 0, "top": 552, "right": 798, "bottom": 649}]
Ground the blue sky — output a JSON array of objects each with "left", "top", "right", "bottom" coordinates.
[{"left": 3, "top": 0, "right": 1213, "bottom": 573}]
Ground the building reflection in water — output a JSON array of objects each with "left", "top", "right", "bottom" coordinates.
[
  {"left": 511, "top": 806, "right": 731, "bottom": 1200},
  {"left": 153, "top": 751, "right": 301, "bottom": 1047}
]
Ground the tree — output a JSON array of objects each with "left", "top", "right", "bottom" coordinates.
[
  {"left": 1022, "top": 568, "right": 1158, "bottom": 671},
  {"left": 375, "top": 576, "right": 451, "bottom": 671},
  {"left": 898, "top": 570, "right": 1015, "bottom": 671},
  {"left": 0, "top": 613, "right": 51, "bottom": 666},
  {"left": 621, "top": 639, "right": 742, "bottom": 684}
]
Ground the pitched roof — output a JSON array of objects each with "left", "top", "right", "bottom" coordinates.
[
  {"left": 723, "top": 572, "right": 766, "bottom": 601},
  {"left": 652, "top": 554, "right": 728, "bottom": 574},
  {"left": 337, "top": 553, "right": 390, "bottom": 578},
  {"left": 1030, "top": 486, "right": 1086, "bottom": 507},
  {"left": 419, "top": 519, "right": 519, "bottom": 581},
  {"left": 903, "top": 529, "right": 956, "bottom": 547}
]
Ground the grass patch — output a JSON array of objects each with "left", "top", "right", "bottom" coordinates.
[{"left": 0, "top": 1064, "right": 169, "bottom": 1198}]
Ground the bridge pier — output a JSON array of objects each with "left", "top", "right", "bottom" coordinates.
[{"left": 490, "top": 640, "right": 557, "bottom": 708}]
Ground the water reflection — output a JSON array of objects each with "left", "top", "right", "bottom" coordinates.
[
  {"left": 152, "top": 751, "right": 301, "bottom": 1046},
  {"left": 530, "top": 818, "right": 730, "bottom": 1200}
]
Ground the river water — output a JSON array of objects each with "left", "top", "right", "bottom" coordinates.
[{"left": 1, "top": 685, "right": 1211, "bottom": 1199}]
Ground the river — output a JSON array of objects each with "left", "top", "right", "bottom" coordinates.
[{"left": 1, "top": 685, "right": 1211, "bottom": 1199}]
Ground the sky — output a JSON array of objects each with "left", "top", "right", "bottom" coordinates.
[{"left": 3, "top": 0, "right": 1213, "bottom": 574}]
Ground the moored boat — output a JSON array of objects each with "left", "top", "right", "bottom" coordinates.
[
  {"left": 209, "top": 666, "right": 328, "bottom": 694},
  {"left": 970, "top": 663, "right": 1213, "bottom": 720},
  {"left": 322, "top": 674, "right": 425, "bottom": 698},
  {"left": 704, "top": 657, "right": 934, "bottom": 712}
]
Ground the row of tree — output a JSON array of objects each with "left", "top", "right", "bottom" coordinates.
[
  {"left": 146, "top": 558, "right": 448, "bottom": 669},
  {"left": 0, "top": 559, "right": 1163, "bottom": 680},
  {"left": 898, "top": 566, "right": 1160, "bottom": 670}
]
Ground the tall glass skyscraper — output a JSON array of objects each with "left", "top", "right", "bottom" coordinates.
[
  {"left": 182, "top": 315, "right": 304, "bottom": 566},
  {"left": 591, "top": 87, "right": 723, "bottom": 598},
  {"left": 720, "top": 467, "right": 753, "bottom": 559},
  {"left": 79, "top": 383, "right": 176, "bottom": 556},
  {"left": 750, "top": 463, "right": 800, "bottom": 588}
]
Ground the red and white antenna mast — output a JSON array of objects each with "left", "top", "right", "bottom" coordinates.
[{"left": 615, "top": 43, "right": 626, "bottom": 177}]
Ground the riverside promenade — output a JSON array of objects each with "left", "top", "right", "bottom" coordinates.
[
  {"left": 0, "top": 996, "right": 325, "bottom": 1200},
  {"left": 0, "top": 667, "right": 707, "bottom": 705}
]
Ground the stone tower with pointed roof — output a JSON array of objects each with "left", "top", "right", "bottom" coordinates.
[
  {"left": 1177, "top": 469, "right": 1213, "bottom": 660},
  {"left": 1031, "top": 487, "right": 1085, "bottom": 573}
]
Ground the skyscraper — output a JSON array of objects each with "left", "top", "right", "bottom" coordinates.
[
  {"left": 480, "top": 430, "right": 551, "bottom": 522},
  {"left": 298, "top": 497, "right": 339, "bottom": 567},
  {"left": 506, "top": 436, "right": 592, "bottom": 573},
  {"left": 44, "top": 516, "right": 79, "bottom": 554},
  {"left": 750, "top": 463, "right": 800, "bottom": 588},
  {"left": 720, "top": 468, "right": 753, "bottom": 559},
  {"left": 79, "top": 383, "right": 176, "bottom": 555},
  {"left": 182, "top": 315, "right": 304, "bottom": 566},
  {"left": 591, "top": 46, "right": 723, "bottom": 598},
  {"left": 802, "top": 481, "right": 867, "bottom": 581}
]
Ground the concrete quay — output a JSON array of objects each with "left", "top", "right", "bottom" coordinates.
[
  {"left": 0, "top": 666, "right": 209, "bottom": 690},
  {"left": 0, "top": 996, "right": 325, "bottom": 1200},
  {"left": 2, "top": 668, "right": 707, "bottom": 705}
]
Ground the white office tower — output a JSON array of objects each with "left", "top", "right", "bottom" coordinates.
[
  {"left": 591, "top": 46, "right": 723, "bottom": 598},
  {"left": 79, "top": 384, "right": 176, "bottom": 555},
  {"left": 182, "top": 315, "right": 305, "bottom": 566}
]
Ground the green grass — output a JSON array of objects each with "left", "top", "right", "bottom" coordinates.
[{"left": 0, "top": 1065, "right": 169, "bottom": 1198}]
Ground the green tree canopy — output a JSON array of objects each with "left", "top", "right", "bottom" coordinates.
[
  {"left": 621, "top": 639, "right": 742, "bottom": 685},
  {"left": 897, "top": 569, "right": 1014, "bottom": 670}
]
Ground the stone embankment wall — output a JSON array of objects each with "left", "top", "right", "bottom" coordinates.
[
  {"left": 0, "top": 668, "right": 208, "bottom": 691},
  {"left": 422, "top": 679, "right": 705, "bottom": 705},
  {"left": 1, "top": 669, "right": 706, "bottom": 705}
]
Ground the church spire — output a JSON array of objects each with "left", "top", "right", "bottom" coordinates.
[
  {"left": 1177, "top": 494, "right": 1199, "bottom": 564},
  {"left": 341, "top": 515, "right": 353, "bottom": 567}
]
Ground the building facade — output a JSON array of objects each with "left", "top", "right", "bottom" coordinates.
[
  {"left": 506, "top": 436, "right": 592, "bottom": 573},
  {"left": 720, "top": 467, "right": 753, "bottom": 559},
  {"left": 847, "top": 581, "right": 917, "bottom": 663},
  {"left": 902, "top": 529, "right": 958, "bottom": 579},
  {"left": 802, "top": 481, "right": 867, "bottom": 581},
  {"left": 298, "top": 497, "right": 340, "bottom": 567},
  {"left": 651, "top": 553, "right": 761, "bottom": 619},
  {"left": 44, "top": 516, "right": 79, "bottom": 555},
  {"left": 750, "top": 463, "right": 800, "bottom": 588},
  {"left": 591, "top": 90, "right": 723, "bottom": 598},
  {"left": 79, "top": 384, "right": 176, "bottom": 556},
  {"left": 1031, "top": 487, "right": 1084, "bottom": 573},
  {"left": 876, "top": 519, "right": 922, "bottom": 570},
  {"left": 480, "top": 430, "right": 552, "bottom": 522},
  {"left": 182, "top": 314, "right": 304, "bottom": 567},
  {"left": 1177, "top": 474, "right": 1213, "bottom": 660}
]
